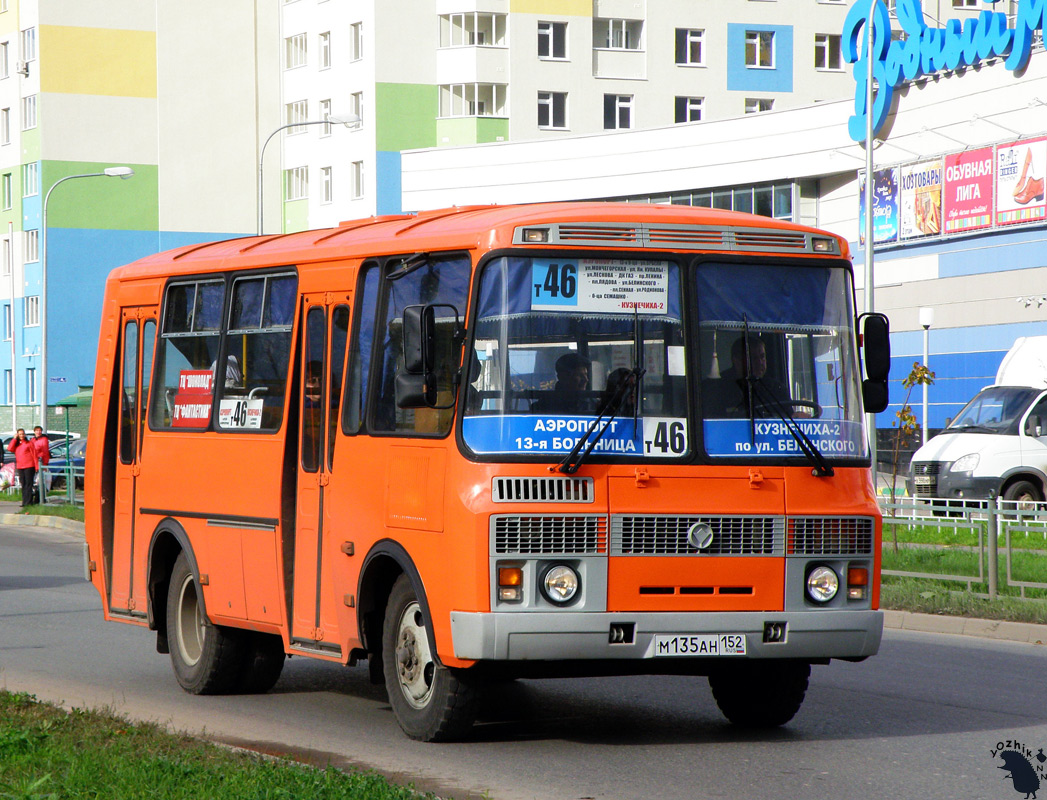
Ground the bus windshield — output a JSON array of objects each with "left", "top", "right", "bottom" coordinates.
[{"left": 461, "top": 256, "right": 866, "bottom": 463}]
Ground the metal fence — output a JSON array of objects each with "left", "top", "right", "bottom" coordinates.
[
  {"left": 879, "top": 496, "right": 1047, "bottom": 600},
  {"left": 40, "top": 464, "right": 84, "bottom": 507}
]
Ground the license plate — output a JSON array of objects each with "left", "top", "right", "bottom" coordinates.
[
  {"left": 653, "top": 634, "right": 746, "bottom": 657},
  {"left": 914, "top": 476, "right": 933, "bottom": 485}
]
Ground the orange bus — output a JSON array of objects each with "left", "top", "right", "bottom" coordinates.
[{"left": 85, "top": 202, "right": 890, "bottom": 741}]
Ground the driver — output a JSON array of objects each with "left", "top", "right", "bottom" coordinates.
[{"left": 719, "top": 335, "right": 793, "bottom": 417}]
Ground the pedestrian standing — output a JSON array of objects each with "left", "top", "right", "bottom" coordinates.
[
  {"left": 32, "top": 426, "right": 50, "bottom": 503},
  {"left": 8, "top": 429, "right": 36, "bottom": 508}
]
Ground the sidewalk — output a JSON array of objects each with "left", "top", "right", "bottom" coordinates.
[{"left": 0, "top": 497, "right": 84, "bottom": 533}]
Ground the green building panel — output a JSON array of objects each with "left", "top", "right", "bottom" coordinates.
[
  {"left": 435, "top": 117, "right": 510, "bottom": 147},
  {"left": 283, "top": 198, "right": 309, "bottom": 233},
  {"left": 41, "top": 161, "right": 158, "bottom": 230},
  {"left": 20, "top": 128, "right": 40, "bottom": 165},
  {"left": 376, "top": 83, "right": 438, "bottom": 152}
]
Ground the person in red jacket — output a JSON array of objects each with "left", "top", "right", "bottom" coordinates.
[
  {"left": 8, "top": 429, "right": 36, "bottom": 508},
  {"left": 32, "top": 426, "right": 50, "bottom": 503}
]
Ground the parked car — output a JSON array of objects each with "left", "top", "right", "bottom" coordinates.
[{"left": 45, "top": 438, "right": 87, "bottom": 490}]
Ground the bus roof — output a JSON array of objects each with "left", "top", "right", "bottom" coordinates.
[{"left": 108, "top": 201, "right": 849, "bottom": 281}]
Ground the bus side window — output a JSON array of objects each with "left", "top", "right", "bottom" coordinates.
[
  {"left": 149, "top": 280, "right": 225, "bottom": 430},
  {"left": 217, "top": 273, "right": 297, "bottom": 432},
  {"left": 371, "top": 254, "right": 469, "bottom": 435},
  {"left": 342, "top": 264, "right": 380, "bottom": 435}
]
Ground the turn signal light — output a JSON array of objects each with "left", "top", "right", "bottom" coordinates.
[
  {"left": 847, "top": 565, "right": 868, "bottom": 600},
  {"left": 498, "top": 566, "right": 523, "bottom": 602}
]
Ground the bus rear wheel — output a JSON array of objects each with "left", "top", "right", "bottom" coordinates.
[
  {"left": 382, "top": 574, "right": 479, "bottom": 741},
  {"left": 236, "top": 632, "right": 286, "bottom": 694},
  {"left": 709, "top": 661, "right": 810, "bottom": 728},
  {"left": 167, "top": 552, "right": 245, "bottom": 695}
]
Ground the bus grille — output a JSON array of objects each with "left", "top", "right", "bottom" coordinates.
[
  {"left": 492, "top": 476, "right": 594, "bottom": 503},
  {"left": 513, "top": 223, "right": 829, "bottom": 254},
  {"left": 610, "top": 515, "right": 785, "bottom": 556},
  {"left": 493, "top": 515, "right": 608, "bottom": 554},
  {"left": 787, "top": 517, "right": 874, "bottom": 555}
]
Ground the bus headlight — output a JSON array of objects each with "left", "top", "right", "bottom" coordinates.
[
  {"left": 541, "top": 564, "right": 579, "bottom": 605},
  {"left": 806, "top": 566, "right": 839, "bottom": 603}
]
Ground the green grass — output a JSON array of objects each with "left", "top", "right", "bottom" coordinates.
[
  {"left": 0, "top": 691, "right": 436, "bottom": 800},
  {"left": 21, "top": 503, "right": 84, "bottom": 522},
  {"left": 883, "top": 518, "right": 1047, "bottom": 551},
  {"left": 881, "top": 577, "right": 1047, "bottom": 625}
]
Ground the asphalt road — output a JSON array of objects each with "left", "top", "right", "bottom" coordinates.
[{"left": 2, "top": 523, "right": 1046, "bottom": 800}]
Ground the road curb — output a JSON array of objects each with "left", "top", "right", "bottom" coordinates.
[
  {"left": 884, "top": 609, "right": 1047, "bottom": 645},
  {"left": 0, "top": 511, "right": 84, "bottom": 533}
]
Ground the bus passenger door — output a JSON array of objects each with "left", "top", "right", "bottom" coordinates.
[
  {"left": 110, "top": 307, "right": 157, "bottom": 617},
  {"left": 291, "top": 295, "right": 350, "bottom": 651}
]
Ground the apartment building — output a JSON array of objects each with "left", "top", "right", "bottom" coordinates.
[{"left": 0, "top": 1, "right": 276, "bottom": 422}]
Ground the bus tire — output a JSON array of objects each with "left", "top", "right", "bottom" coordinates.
[
  {"left": 167, "top": 552, "right": 245, "bottom": 695},
  {"left": 382, "top": 574, "right": 479, "bottom": 741},
  {"left": 709, "top": 661, "right": 810, "bottom": 728},
  {"left": 236, "top": 632, "right": 286, "bottom": 694}
]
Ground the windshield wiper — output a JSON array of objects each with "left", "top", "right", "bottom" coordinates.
[
  {"left": 750, "top": 381, "right": 835, "bottom": 478},
  {"left": 949, "top": 423, "right": 994, "bottom": 433},
  {"left": 555, "top": 368, "right": 645, "bottom": 474}
]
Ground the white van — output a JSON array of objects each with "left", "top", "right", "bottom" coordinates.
[{"left": 909, "top": 336, "right": 1047, "bottom": 505}]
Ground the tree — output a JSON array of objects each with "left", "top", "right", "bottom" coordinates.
[{"left": 889, "top": 362, "right": 935, "bottom": 551}]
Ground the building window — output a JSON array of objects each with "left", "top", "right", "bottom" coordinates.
[
  {"left": 26, "top": 367, "right": 35, "bottom": 404},
  {"left": 321, "top": 167, "right": 333, "bottom": 204},
  {"left": 603, "top": 94, "right": 632, "bottom": 130},
  {"left": 952, "top": 0, "right": 977, "bottom": 6},
  {"left": 674, "top": 96, "right": 703, "bottom": 123},
  {"left": 285, "top": 100, "right": 307, "bottom": 134},
  {"left": 21, "top": 95, "right": 35, "bottom": 130},
  {"left": 0, "top": 108, "right": 8, "bottom": 145},
  {"left": 24, "top": 229, "right": 37, "bottom": 262},
  {"left": 350, "top": 91, "right": 363, "bottom": 124},
  {"left": 285, "top": 166, "right": 308, "bottom": 201},
  {"left": 284, "top": 33, "right": 307, "bottom": 69},
  {"left": 745, "top": 98, "right": 774, "bottom": 114},
  {"left": 350, "top": 22, "right": 363, "bottom": 61},
  {"left": 319, "top": 98, "right": 332, "bottom": 135},
  {"left": 24, "top": 295, "right": 38, "bottom": 326},
  {"left": 594, "top": 18, "right": 642, "bottom": 50},
  {"left": 22, "top": 163, "right": 37, "bottom": 196},
  {"left": 1, "top": 238, "right": 8, "bottom": 276},
  {"left": 319, "top": 32, "right": 331, "bottom": 69},
  {"left": 0, "top": 42, "right": 8, "bottom": 79},
  {"left": 538, "top": 91, "right": 567, "bottom": 129},
  {"left": 19, "top": 27, "right": 34, "bottom": 62},
  {"left": 538, "top": 21, "right": 567, "bottom": 59},
  {"left": 1, "top": 173, "right": 9, "bottom": 209},
  {"left": 745, "top": 30, "right": 775, "bottom": 67},
  {"left": 2, "top": 303, "right": 9, "bottom": 340},
  {"left": 815, "top": 34, "right": 842, "bottom": 70},
  {"left": 351, "top": 161, "right": 364, "bottom": 199},
  {"left": 439, "top": 13, "right": 506, "bottom": 47},
  {"left": 439, "top": 83, "right": 506, "bottom": 117},
  {"left": 3, "top": 370, "right": 11, "bottom": 405},
  {"left": 675, "top": 29, "right": 704, "bottom": 66}
]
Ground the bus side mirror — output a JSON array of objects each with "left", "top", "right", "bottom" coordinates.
[
  {"left": 397, "top": 305, "right": 437, "bottom": 408},
  {"left": 860, "top": 312, "right": 890, "bottom": 413}
]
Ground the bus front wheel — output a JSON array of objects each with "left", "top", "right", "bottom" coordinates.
[
  {"left": 166, "top": 552, "right": 245, "bottom": 695},
  {"left": 709, "top": 661, "right": 810, "bottom": 728},
  {"left": 382, "top": 574, "right": 479, "bottom": 741}
]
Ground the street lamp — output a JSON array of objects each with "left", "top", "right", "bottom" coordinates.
[
  {"left": 40, "top": 166, "right": 135, "bottom": 427},
  {"left": 257, "top": 114, "right": 361, "bottom": 235},
  {"left": 919, "top": 307, "right": 935, "bottom": 443}
]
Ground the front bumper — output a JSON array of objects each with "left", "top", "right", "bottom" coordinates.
[
  {"left": 450, "top": 609, "right": 883, "bottom": 662},
  {"left": 912, "top": 468, "right": 997, "bottom": 500}
]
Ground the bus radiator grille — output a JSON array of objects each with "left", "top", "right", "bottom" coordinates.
[
  {"left": 610, "top": 515, "right": 784, "bottom": 556},
  {"left": 492, "top": 476, "right": 595, "bottom": 503},
  {"left": 786, "top": 517, "right": 875, "bottom": 555},
  {"left": 492, "top": 515, "right": 608, "bottom": 555}
]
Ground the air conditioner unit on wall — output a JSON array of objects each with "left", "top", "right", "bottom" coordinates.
[{"left": 15, "top": 61, "right": 28, "bottom": 77}]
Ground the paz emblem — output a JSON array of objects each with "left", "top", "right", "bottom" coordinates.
[{"left": 686, "top": 522, "right": 714, "bottom": 550}]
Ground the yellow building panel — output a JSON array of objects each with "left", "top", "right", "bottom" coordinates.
[
  {"left": 40, "top": 26, "right": 156, "bottom": 98},
  {"left": 509, "top": 0, "right": 590, "bottom": 16}
]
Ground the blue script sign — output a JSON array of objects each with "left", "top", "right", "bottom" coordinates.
[
  {"left": 843, "top": 0, "right": 1047, "bottom": 141},
  {"left": 703, "top": 418, "right": 866, "bottom": 458}
]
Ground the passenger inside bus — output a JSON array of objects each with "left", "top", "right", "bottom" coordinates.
[
  {"left": 533, "top": 352, "right": 592, "bottom": 415},
  {"left": 599, "top": 367, "right": 637, "bottom": 416}
]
